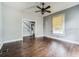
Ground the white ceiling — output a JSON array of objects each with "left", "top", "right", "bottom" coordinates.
[
  {"left": 3, "top": 2, "right": 79, "bottom": 17},
  {"left": 44, "top": 2, "right": 79, "bottom": 16},
  {"left": 3, "top": 2, "right": 39, "bottom": 10}
]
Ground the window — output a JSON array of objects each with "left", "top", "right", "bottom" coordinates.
[{"left": 52, "top": 14, "right": 65, "bottom": 35}]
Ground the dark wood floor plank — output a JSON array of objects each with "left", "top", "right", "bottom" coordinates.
[{"left": 0, "top": 36, "right": 79, "bottom": 57}]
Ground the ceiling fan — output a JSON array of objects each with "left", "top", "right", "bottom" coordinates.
[{"left": 35, "top": 2, "right": 51, "bottom": 15}]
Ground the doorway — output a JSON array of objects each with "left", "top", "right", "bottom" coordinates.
[{"left": 23, "top": 20, "right": 35, "bottom": 37}]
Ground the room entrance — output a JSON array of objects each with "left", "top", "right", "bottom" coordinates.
[{"left": 23, "top": 20, "right": 35, "bottom": 37}]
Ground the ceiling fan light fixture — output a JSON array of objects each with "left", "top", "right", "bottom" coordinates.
[{"left": 35, "top": 2, "right": 51, "bottom": 15}]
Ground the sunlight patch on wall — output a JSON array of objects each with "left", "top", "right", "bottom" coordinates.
[{"left": 52, "top": 13, "right": 65, "bottom": 35}]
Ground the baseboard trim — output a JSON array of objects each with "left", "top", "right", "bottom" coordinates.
[
  {"left": 0, "top": 38, "right": 23, "bottom": 49},
  {"left": 45, "top": 35, "right": 79, "bottom": 45},
  {"left": 2, "top": 36, "right": 79, "bottom": 46},
  {"left": 3, "top": 38, "right": 23, "bottom": 44},
  {"left": 2, "top": 35, "right": 79, "bottom": 48},
  {"left": 35, "top": 35, "right": 44, "bottom": 37},
  {"left": 0, "top": 43, "right": 3, "bottom": 50}
]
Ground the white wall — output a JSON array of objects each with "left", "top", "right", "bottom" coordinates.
[
  {"left": 44, "top": 5, "right": 79, "bottom": 44},
  {"left": 0, "top": 2, "right": 3, "bottom": 49},
  {"left": 2, "top": 3, "right": 43, "bottom": 44},
  {"left": 3, "top": 5, "right": 23, "bottom": 43},
  {"left": 23, "top": 10, "right": 43, "bottom": 37},
  {"left": 65, "top": 5, "right": 79, "bottom": 42}
]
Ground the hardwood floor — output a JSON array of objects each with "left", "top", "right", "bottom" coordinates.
[{"left": 0, "top": 36, "right": 79, "bottom": 57}]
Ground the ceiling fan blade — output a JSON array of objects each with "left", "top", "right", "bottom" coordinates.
[
  {"left": 46, "top": 10, "right": 51, "bottom": 13},
  {"left": 45, "top": 6, "right": 50, "bottom": 9},
  {"left": 35, "top": 10, "right": 41, "bottom": 12},
  {"left": 36, "top": 6, "right": 41, "bottom": 9}
]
